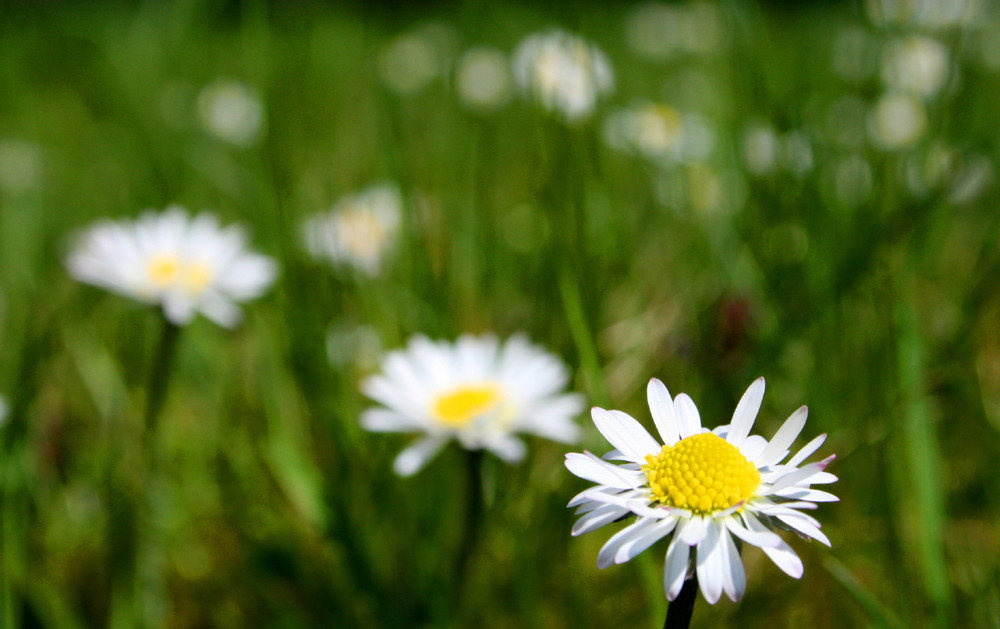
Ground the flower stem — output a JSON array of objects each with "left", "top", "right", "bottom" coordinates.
[
  {"left": 144, "top": 318, "right": 180, "bottom": 439},
  {"left": 663, "top": 575, "right": 698, "bottom": 629},
  {"left": 454, "top": 449, "right": 484, "bottom": 610}
]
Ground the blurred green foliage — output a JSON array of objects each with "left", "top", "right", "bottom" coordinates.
[{"left": 2, "top": 0, "right": 1000, "bottom": 627}]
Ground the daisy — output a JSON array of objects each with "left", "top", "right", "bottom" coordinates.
[
  {"left": 566, "top": 377, "right": 837, "bottom": 604},
  {"left": 512, "top": 30, "right": 614, "bottom": 122},
  {"left": 301, "top": 183, "right": 402, "bottom": 277},
  {"left": 67, "top": 206, "right": 277, "bottom": 328},
  {"left": 361, "top": 334, "right": 584, "bottom": 476}
]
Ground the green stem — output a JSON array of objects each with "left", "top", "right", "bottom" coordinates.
[
  {"left": 454, "top": 449, "right": 485, "bottom": 610},
  {"left": 663, "top": 575, "right": 698, "bottom": 629},
  {"left": 143, "top": 319, "right": 180, "bottom": 439}
]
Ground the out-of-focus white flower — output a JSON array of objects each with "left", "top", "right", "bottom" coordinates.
[
  {"left": 0, "top": 140, "right": 44, "bottom": 194},
  {"left": 624, "top": 2, "right": 725, "bottom": 61},
  {"left": 455, "top": 47, "right": 512, "bottom": 112},
  {"left": 302, "top": 183, "right": 402, "bottom": 276},
  {"left": 881, "top": 37, "right": 951, "bottom": 99},
  {"left": 198, "top": 80, "right": 264, "bottom": 147},
  {"left": 67, "top": 207, "right": 277, "bottom": 327},
  {"left": 604, "top": 103, "right": 714, "bottom": 164},
  {"left": 566, "top": 378, "right": 838, "bottom": 604},
  {"left": 869, "top": 93, "right": 927, "bottom": 150},
  {"left": 865, "top": 0, "right": 983, "bottom": 29},
  {"left": 327, "top": 323, "right": 383, "bottom": 371},
  {"left": 741, "top": 124, "right": 780, "bottom": 176},
  {"left": 512, "top": 30, "right": 614, "bottom": 123},
  {"left": 379, "top": 22, "right": 457, "bottom": 96},
  {"left": 361, "top": 334, "right": 584, "bottom": 476}
]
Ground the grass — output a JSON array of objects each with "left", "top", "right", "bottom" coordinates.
[{"left": 2, "top": 0, "right": 1000, "bottom": 627}]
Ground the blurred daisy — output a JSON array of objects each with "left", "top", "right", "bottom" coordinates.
[
  {"left": 512, "top": 30, "right": 614, "bottom": 122},
  {"left": 67, "top": 207, "right": 277, "bottom": 328},
  {"left": 361, "top": 334, "right": 584, "bottom": 476},
  {"left": 566, "top": 377, "right": 837, "bottom": 604},
  {"left": 301, "top": 183, "right": 402, "bottom": 276},
  {"left": 197, "top": 79, "right": 264, "bottom": 147},
  {"left": 869, "top": 92, "right": 927, "bottom": 150},
  {"left": 880, "top": 37, "right": 950, "bottom": 100},
  {"left": 455, "top": 47, "right": 513, "bottom": 112}
]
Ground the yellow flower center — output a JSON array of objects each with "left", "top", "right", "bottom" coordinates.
[
  {"left": 148, "top": 255, "right": 181, "bottom": 287},
  {"left": 183, "top": 261, "right": 214, "bottom": 293},
  {"left": 642, "top": 432, "right": 760, "bottom": 515},
  {"left": 432, "top": 384, "right": 501, "bottom": 427}
]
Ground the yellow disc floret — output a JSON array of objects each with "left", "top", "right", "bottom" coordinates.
[
  {"left": 642, "top": 432, "right": 760, "bottom": 515},
  {"left": 432, "top": 385, "right": 501, "bottom": 427}
]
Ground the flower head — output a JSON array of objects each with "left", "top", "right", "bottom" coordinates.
[
  {"left": 67, "top": 207, "right": 277, "bottom": 328},
  {"left": 197, "top": 79, "right": 264, "bottom": 146},
  {"left": 512, "top": 30, "right": 614, "bottom": 122},
  {"left": 361, "top": 334, "right": 584, "bottom": 476},
  {"left": 302, "top": 183, "right": 402, "bottom": 277},
  {"left": 566, "top": 377, "right": 837, "bottom": 604}
]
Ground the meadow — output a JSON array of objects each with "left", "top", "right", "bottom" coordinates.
[{"left": 1, "top": 0, "right": 1000, "bottom": 627}]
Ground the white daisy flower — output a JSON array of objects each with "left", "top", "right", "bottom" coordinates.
[
  {"left": 197, "top": 79, "right": 265, "bottom": 147},
  {"left": 67, "top": 206, "right": 277, "bottom": 328},
  {"left": 361, "top": 334, "right": 585, "bottom": 477},
  {"left": 302, "top": 183, "right": 402, "bottom": 277},
  {"left": 512, "top": 30, "right": 614, "bottom": 123},
  {"left": 566, "top": 377, "right": 837, "bottom": 604}
]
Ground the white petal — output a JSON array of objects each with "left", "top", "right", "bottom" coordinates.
[
  {"left": 615, "top": 517, "right": 677, "bottom": 565},
  {"left": 739, "top": 435, "right": 768, "bottom": 462},
  {"left": 774, "top": 487, "right": 839, "bottom": 502},
  {"left": 776, "top": 513, "right": 831, "bottom": 547},
  {"left": 695, "top": 519, "right": 724, "bottom": 604},
  {"left": 720, "top": 528, "right": 746, "bottom": 601},
  {"left": 626, "top": 499, "right": 682, "bottom": 520},
  {"left": 763, "top": 456, "right": 836, "bottom": 495},
  {"left": 565, "top": 452, "right": 642, "bottom": 489},
  {"left": 486, "top": 436, "right": 526, "bottom": 463},
  {"left": 724, "top": 516, "right": 781, "bottom": 548},
  {"left": 663, "top": 537, "right": 691, "bottom": 601},
  {"left": 755, "top": 406, "right": 808, "bottom": 467},
  {"left": 787, "top": 433, "right": 827, "bottom": 467},
  {"left": 674, "top": 394, "right": 702, "bottom": 439},
  {"left": 678, "top": 516, "right": 708, "bottom": 546},
  {"left": 647, "top": 379, "right": 680, "bottom": 445},
  {"left": 392, "top": 436, "right": 447, "bottom": 477},
  {"left": 727, "top": 377, "right": 764, "bottom": 448},
  {"left": 590, "top": 407, "right": 661, "bottom": 464},
  {"left": 572, "top": 504, "right": 629, "bottom": 536},
  {"left": 809, "top": 471, "right": 839, "bottom": 485},
  {"left": 744, "top": 512, "right": 803, "bottom": 578},
  {"left": 598, "top": 518, "right": 658, "bottom": 569},
  {"left": 360, "top": 408, "right": 420, "bottom": 433}
]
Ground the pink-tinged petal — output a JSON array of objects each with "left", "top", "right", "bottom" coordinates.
[
  {"left": 647, "top": 378, "right": 680, "bottom": 446},
  {"left": 590, "top": 407, "right": 661, "bottom": 464},
  {"left": 663, "top": 537, "right": 691, "bottom": 601},
  {"left": 727, "top": 377, "right": 765, "bottom": 448},
  {"left": 762, "top": 456, "right": 836, "bottom": 495},
  {"left": 565, "top": 452, "right": 643, "bottom": 489},
  {"left": 724, "top": 517, "right": 782, "bottom": 548},
  {"left": 695, "top": 520, "right": 724, "bottom": 604},
  {"left": 678, "top": 516, "right": 708, "bottom": 546},
  {"left": 393, "top": 436, "right": 447, "bottom": 477},
  {"left": 787, "top": 433, "right": 827, "bottom": 467},
  {"left": 755, "top": 406, "right": 808, "bottom": 467},
  {"left": 776, "top": 513, "right": 832, "bottom": 547},
  {"left": 720, "top": 528, "right": 746, "bottom": 601},
  {"left": 674, "top": 394, "right": 702, "bottom": 439},
  {"left": 572, "top": 504, "right": 630, "bottom": 536}
]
